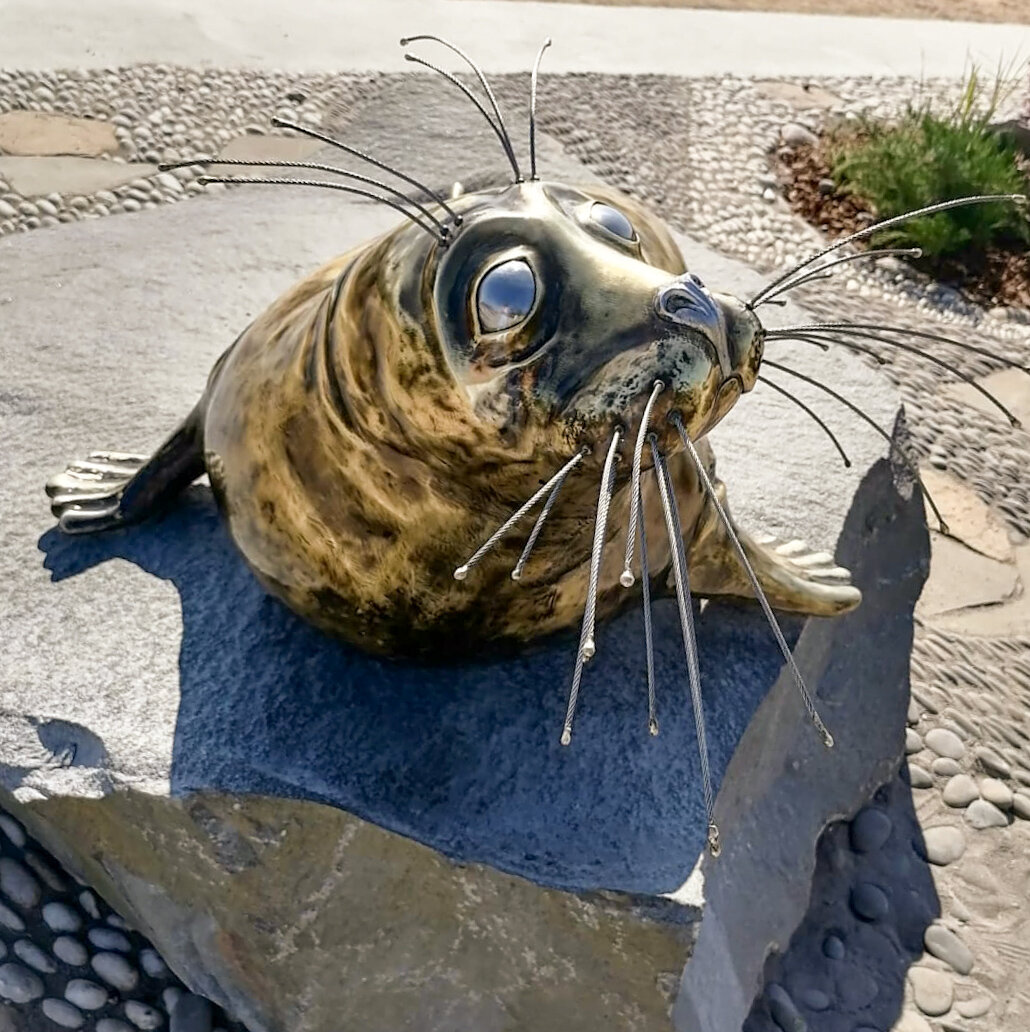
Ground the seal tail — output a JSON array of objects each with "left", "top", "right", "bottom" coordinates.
[{"left": 46, "top": 407, "right": 205, "bottom": 535}]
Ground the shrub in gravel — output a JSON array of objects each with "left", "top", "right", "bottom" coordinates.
[{"left": 829, "top": 65, "right": 1029, "bottom": 259}]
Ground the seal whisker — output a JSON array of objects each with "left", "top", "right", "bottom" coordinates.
[
  {"left": 401, "top": 36, "right": 523, "bottom": 181},
  {"left": 269, "top": 117, "right": 461, "bottom": 224},
  {"left": 757, "top": 375, "right": 852, "bottom": 468},
  {"left": 762, "top": 358, "right": 950, "bottom": 534},
  {"left": 560, "top": 429, "right": 622, "bottom": 747},
  {"left": 754, "top": 247, "right": 923, "bottom": 306},
  {"left": 622, "top": 379, "right": 665, "bottom": 587},
  {"left": 670, "top": 412, "right": 835, "bottom": 750},
  {"left": 529, "top": 37, "right": 552, "bottom": 181},
  {"left": 749, "top": 194, "right": 1027, "bottom": 307},
  {"left": 196, "top": 175, "right": 448, "bottom": 242},
  {"left": 454, "top": 446, "right": 588, "bottom": 581},
  {"left": 511, "top": 461, "right": 571, "bottom": 581},
  {"left": 166, "top": 158, "right": 452, "bottom": 236},
  {"left": 651, "top": 437, "right": 719, "bottom": 856},
  {"left": 767, "top": 321, "right": 1030, "bottom": 377},
  {"left": 767, "top": 326, "right": 1022, "bottom": 427}
]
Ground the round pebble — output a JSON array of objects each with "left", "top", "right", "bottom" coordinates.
[
  {"left": 65, "top": 978, "right": 110, "bottom": 1010},
  {"left": 975, "top": 746, "right": 1011, "bottom": 778},
  {"left": 980, "top": 777, "right": 1013, "bottom": 809},
  {"left": 905, "top": 728, "right": 922, "bottom": 754},
  {"left": 78, "top": 890, "right": 100, "bottom": 920},
  {"left": 821, "top": 934, "right": 845, "bottom": 960},
  {"left": 895, "top": 1013, "right": 933, "bottom": 1032},
  {"left": 924, "top": 923, "right": 974, "bottom": 975},
  {"left": 91, "top": 952, "right": 139, "bottom": 992},
  {"left": 908, "top": 966, "right": 953, "bottom": 1016},
  {"left": 41, "top": 999, "right": 85, "bottom": 1029},
  {"left": 850, "top": 882, "right": 889, "bottom": 921},
  {"left": 89, "top": 928, "right": 132, "bottom": 953},
  {"left": 931, "top": 757, "right": 962, "bottom": 777},
  {"left": 956, "top": 994, "right": 992, "bottom": 1018},
  {"left": 140, "top": 949, "right": 169, "bottom": 979},
  {"left": 0, "top": 904, "right": 24, "bottom": 932},
  {"left": 850, "top": 807, "right": 892, "bottom": 852},
  {"left": 799, "top": 988, "right": 829, "bottom": 1011},
  {"left": 12, "top": 940, "right": 56, "bottom": 973},
  {"left": 43, "top": 901, "right": 83, "bottom": 933},
  {"left": 0, "top": 963, "right": 44, "bottom": 1003},
  {"left": 922, "top": 825, "right": 966, "bottom": 865},
  {"left": 1013, "top": 793, "right": 1030, "bottom": 820},
  {"left": 170, "top": 994, "right": 213, "bottom": 1032},
  {"left": 0, "top": 858, "right": 41, "bottom": 908},
  {"left": 162, "top": 987, "right": 183, "bottom": 1014},
  {"left": 908, "top": 764, "right": 933, "bottom": 789},
  {"left": 966, "top": 799, "right": 1008, "bottom": 829},
  {"left": 53, "top": 937, "right": 89, "bottom": 967},
  {"left": 124, "top": 1000, "right": 165, "bottom": 1029},
  {"left": 0, "top": 818, "right": 25, "bottom": 850},
  {"left": 24, "top": 852, "right": 66, "bottom": 891},
  {"left": 942, "top": 774, "right": 979, "bottom": 807},
  {"left": 97, "top": 1021, "right": 136, "bottom": 1032},
  {"left": 925, "top": 727, "right": 964, "bottom": 760},
  {"left": 765, "top": 983, "right": 804, "bottom": 1032}
]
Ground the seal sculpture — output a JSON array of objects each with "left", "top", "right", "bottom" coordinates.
[{"left": 46, "top": 36, "right": 1027, "bottom": 850}]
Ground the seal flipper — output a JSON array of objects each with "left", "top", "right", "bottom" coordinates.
[
  {"left": 47, "top": 407, "right": 205, "bottom": 535},
  {"left": 683, "top": 456, "right": 862, "bottom": 618}
]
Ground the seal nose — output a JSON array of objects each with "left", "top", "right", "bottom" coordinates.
[{"left": 654, "top": 273, "right": 731, "bottom": 377}]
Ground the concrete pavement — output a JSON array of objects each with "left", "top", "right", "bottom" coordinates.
[{"left": 1, "top": 0, "right": 1028, "bottom": 77}]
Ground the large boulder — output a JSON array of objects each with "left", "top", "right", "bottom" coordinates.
[{"left": 0, "top": 79, "right": 927, "bottom": 1031}]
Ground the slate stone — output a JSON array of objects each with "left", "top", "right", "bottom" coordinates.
[
  {"left": 0, "top": 111, "right": 119, "bottom": 157},
  {"left": 0, "top": 157, "right": 158, "bottom": 198}
]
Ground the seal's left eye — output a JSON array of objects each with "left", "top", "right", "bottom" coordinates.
[
  {"left": 590, "top": 202, "right": 635, "bottom": 242},
  {"left": 477, "top": 258, "right": 536, "bottom": 333}
]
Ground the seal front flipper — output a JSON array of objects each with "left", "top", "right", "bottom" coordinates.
[
  {"left": 46, "top": 406, "right": 205, "bottom": 534},
  {"left": 684, "top": 463, "right": 862, "bottom": 618}
]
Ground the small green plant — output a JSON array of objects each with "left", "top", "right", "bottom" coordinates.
[{"left": 829, "top": 65, "right": 1030, "bottom": 260}]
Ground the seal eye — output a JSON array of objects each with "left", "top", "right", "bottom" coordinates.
[
  {"left": 476, "top": 258, "right": 536, "bottom": 333},
  {"left": 589, "top": 202, "right": 636, "bottom": 242}
]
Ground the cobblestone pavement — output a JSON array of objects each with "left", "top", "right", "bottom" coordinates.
[{"left": 1, "top": 66, "right": 1028, "bottom": 1032}]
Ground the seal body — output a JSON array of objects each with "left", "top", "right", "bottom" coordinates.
[{"left": 48, "top": 178, "right": 860, "bottom": 660}]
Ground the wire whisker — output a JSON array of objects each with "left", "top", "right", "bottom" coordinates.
[
  {"left": 269, "top": 117, "right": 461, "bottom": 224},
  {"left": 622, "top": 379, "right": 665, "bottom": 587},
  {"left": 749, "top": 194, "right": 1027, "bottom": 307},
  {"left": 757, "top": 376, "right": 852, "bottom": 468},
  {"left": 401, "top": 35, "right": 523, "bottom": 181},
  {"left": 762, "top": 358, "right": 950, "bottom": 534},
  {"left": 165, "top": 157, "right": 451, "bottom": 235},
  {"left": 529, "top": 37, "right": 552, "bottom": 181},
  {"left": 454, "top": 447, "right": 588, "bottom": 580},
  {"left": 755, "top": 247, "right": 922, "bottom": 305},
  {"left": 195, "top": 175, "right": 447, "bottom": 242},
  {"left": 766, "top": 331, "right": 886, "bottom": 365},
  {"left": 637, "top": 479, "right": 659, "bottom": 737},
  {"left": 511, "top": 467, "right": 569, "bottom": 581},
  {"left": 561, "top": 429, "right": 622, "bottom": 746},
  {"left": 770, "top": 326, "right": 1022, "bottom": 427},
  {"left": 651, "top": 438, "right": 719, "bottom": 856},
  {"left": 670, "top": 412, "right": 835, "bottom": 750}
]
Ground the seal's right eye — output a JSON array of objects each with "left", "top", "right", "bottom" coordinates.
[{"left": 476, "top": 258, "right": 536, "bottom": 333}]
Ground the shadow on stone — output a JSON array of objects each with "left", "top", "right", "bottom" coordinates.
[
  {"left": 40, "top": 484, "right": 797, "bottom": 895},
  {"left": 744, "top": 773, "right": 939, "bottom": 1032}
]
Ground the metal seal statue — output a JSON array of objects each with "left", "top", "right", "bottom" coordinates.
[{"left": 46, "top": 36, "right": 1027, "bottom": 855}]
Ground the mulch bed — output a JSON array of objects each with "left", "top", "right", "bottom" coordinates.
[{"left": 775, "top": 139, "right": 1030, "bottom": 311}]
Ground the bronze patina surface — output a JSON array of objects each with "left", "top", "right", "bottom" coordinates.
[{"left": 46, "top": 174, "right": 860, "bottom": 660}]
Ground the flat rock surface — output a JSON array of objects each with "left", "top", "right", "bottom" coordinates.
[
  {"left": 0, "top": 111, "right": 119, "bottom": 158},
  {"left": 0, "top": 156, "right": 157, "bottom": 197}
]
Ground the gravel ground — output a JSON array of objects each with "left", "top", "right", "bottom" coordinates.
[{"left": 1, "top": 65, "right": 1028, "bottom": 1032}]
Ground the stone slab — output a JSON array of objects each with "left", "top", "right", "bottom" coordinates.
[
  {"left": 0, "top": 83, "right": 923, "bottom": 1032},
  {"left": 0, "top": 111, "right": 119, "bottom": 158},
  {"left": 0, "top": 157, "right": 157, "bottom": 197}
]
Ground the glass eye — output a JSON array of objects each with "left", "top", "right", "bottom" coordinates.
[
  {"left": 590, "top": 202, "right": 635, "bottom": 242},
  {"left": 476, "top": 258, "right": 536, "bottom": 333}
]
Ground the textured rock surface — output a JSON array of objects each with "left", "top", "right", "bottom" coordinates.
[{"left": 0, "top": 82, "right": 921, "bottom": 1032}]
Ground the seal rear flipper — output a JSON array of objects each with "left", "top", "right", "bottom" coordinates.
[
  {"left": 46, "top": 407, "right": 205, "bottom": 535},
  {"left": 685, "top": 477, "right": 862, "bottom": 618}
]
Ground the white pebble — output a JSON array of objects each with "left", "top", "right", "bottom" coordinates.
[
  {"left": 65, "top": 978, "right": 110, "bottom": 1010},
  {"left": 980, "top": 778, "right": 1013, "bottom": 810},
  {"left": 0, "top": 962, "right": 44, "bottom": 1002},
  {"left": 0, "top": 817, "right": 26, "bottom": 849},
  {"left": 0, "top": 857, "right": 41, "bottom": 907},
  {"left": 125, "top": 1000, "right": 165, "bottom": 1029},
  {"left": 43, "top": 901, "right": 83, "bottom": 933},
  {"left": 13, "top": 939, "right": 56, "bottom": 973},
  {"left": 140, "top": 949, "right": 169, "bottom": 978},
  {"left": 42, "top": 998, "right": 86, "bottom": 1029},
  {"left": 926, "top": 728, "right": 964, "bottom": 759},
  {"left": 97, "top": 1021, "right": 136, "bottom": 1032},
  {"left": 91, "top": 952, "right": 139, "bottom": 992},
  {"left": 966, "top": 799, "right": 1008, "bottom": 829},
  {"left": 89, "top": 928, "right": 132, "bottom": 953},
  {"left": 942, "top": 774, "right": 979, "bottom": 807},
  {"left": 53, "top": 937, "right": 89, "bottom": 966},
  {"left": 0, "top": 902, "right": 25, "bottom": 932}
]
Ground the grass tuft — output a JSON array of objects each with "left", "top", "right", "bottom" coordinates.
[{"left": 828, "top": 65, "right": 1029, "bottom": 259}]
